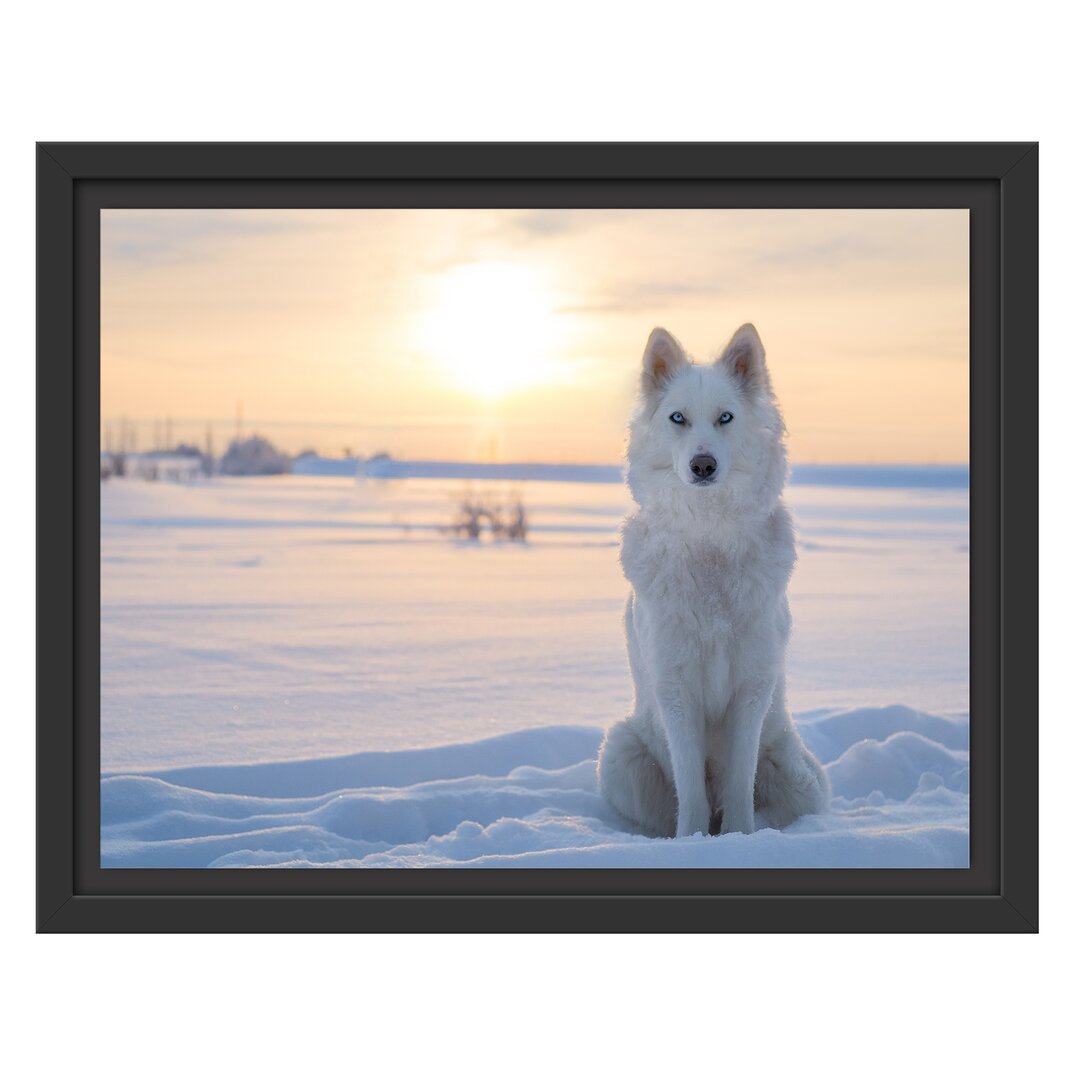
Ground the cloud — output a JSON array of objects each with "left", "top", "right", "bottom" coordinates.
[
  {"left": 101, "top": 210, "right": 321, "bottom": 267},
  {"left": 752, "top": 233, "right": 891, "bottom": 268},
  {"left": 558, "top": 278, "right": 723, "bottom": 315},
  {"left": 510, "top": 208, "right": 629, "bottom": 239}
]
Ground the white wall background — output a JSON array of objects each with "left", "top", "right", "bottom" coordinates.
[{"left": 2, "top": 3, "right": 1070, "bottom": 1077}]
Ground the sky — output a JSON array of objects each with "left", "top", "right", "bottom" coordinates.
[{"left": 101, "top": 207, "right": 969, "bottom": 464}]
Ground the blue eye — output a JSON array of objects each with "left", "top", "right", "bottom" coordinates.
[
  {"left": 718, "top": 411, "right": 734, "bottom": 425},
  {"left": 669, "top": 412, "right": 686, "bottom": 425}
]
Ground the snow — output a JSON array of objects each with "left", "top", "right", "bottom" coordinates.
[
  {"left": 100, "top": 467, "right": 968, "bottom": 868},
  {"left": 100, "top": 713, "right": 968, "bottom": 868}
]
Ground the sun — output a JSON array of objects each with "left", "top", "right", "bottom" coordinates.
[{"left": 416, "top": 261, "right": 562, "bottom": 399}]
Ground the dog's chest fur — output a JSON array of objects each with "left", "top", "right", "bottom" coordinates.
[
  {"left": 624, "top": 498, "right": 792, "bottom": 590},
  {"left": 620, "top": 504, "right": 795, "bottom": 671}
]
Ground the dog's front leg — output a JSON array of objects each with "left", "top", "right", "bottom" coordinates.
[
  {"left": 655, "top": 677, "right": 710, "bottom": 838},
  {"left": 719, "top": 681, "right": 774, "bottom": 835}
]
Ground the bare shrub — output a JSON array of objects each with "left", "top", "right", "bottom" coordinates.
[{"left": 448, "top": 490, "right": 528, "bottom": 542}]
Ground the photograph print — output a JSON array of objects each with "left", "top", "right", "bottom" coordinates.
[{"left": 99, "top": 206, "right": 969, "bottom": 870}]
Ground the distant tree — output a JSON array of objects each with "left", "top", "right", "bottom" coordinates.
[
  {"left": 202, "top": 424, "right": 215, "bottom": 477},
  {"left": 219, "top": 434, "right": 292, "bottom": 476}
]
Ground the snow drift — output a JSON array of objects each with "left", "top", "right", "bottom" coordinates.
[{"left": 101, "top": 705, "right": 968, "bottom": 869}]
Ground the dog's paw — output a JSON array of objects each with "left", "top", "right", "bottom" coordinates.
[
  {"left": 675, "top": 805, "right": 712, "bottom": 838},
  {"left": 719, "top": 814, "right": 755, "bottom": 836}
]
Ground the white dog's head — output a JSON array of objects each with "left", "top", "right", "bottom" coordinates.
[{"left": 626, "top": 324, "right": 788, "bottom": 514}]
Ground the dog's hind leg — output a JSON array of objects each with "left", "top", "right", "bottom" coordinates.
[
  {"left": 754, "top": 721, "right": 831, "bottom": 830},
  {"left": 598, "top": 718, "right": 677, "bottom": 838}
]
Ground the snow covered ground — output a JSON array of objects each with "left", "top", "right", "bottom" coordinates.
[{"left": 100, "top": 467, "right": 969, "bottom": 868}]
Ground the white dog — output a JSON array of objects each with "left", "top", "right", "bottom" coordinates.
[{"left": 598, "top": 324, "right": 830, "bottom": 837}]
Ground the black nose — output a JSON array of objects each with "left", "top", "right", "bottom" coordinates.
[{"left": 690, "top": 454, "right": 717, "bottom": 480}]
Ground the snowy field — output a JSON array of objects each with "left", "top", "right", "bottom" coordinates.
[{"left": 100, "top": 466, "right": 969, "bottom": 868}]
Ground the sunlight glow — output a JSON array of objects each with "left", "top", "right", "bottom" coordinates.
[{"left": 416, "top": 261, "right": 563, "bottom": 399}]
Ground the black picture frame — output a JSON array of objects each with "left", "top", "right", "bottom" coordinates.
[{"left": 37, "top": 142, "right": 1038, "bottom": 933}]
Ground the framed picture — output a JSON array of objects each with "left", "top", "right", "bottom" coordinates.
[{"left": 37, "top": 142, "right": 1037, "bottom": 932}]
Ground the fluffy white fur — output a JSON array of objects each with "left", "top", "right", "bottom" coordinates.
[{"left": 598, "top": 324, "right": 830, "bottom": 837}]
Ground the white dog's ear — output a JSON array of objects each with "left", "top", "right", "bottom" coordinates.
[
  {"left": 717, "top": 324, "right": 767, "bottom": 391},
  {"left": 641, "top": 327, "right": 688, "bottom": 394}
]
